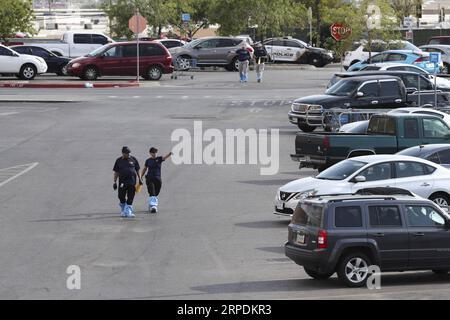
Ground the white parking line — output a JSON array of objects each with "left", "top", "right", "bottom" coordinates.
[
  {"left": 0, "top": 112, "right": 20, "bottom": 117},
  {"left": 0, "top": 163, "right": 39, "bottom": 188}
]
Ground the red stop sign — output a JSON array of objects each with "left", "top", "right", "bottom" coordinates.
[{"left": 330, "top": 23, "right": 352, "bottom": 41}]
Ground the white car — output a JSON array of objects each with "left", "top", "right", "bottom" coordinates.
[
  {"left": 0, "top": 45, "right": 47, "bottom": 80},
  {"left": 274, "top": 155, "right": 450, "bottom": 216},
  {"left": 343, "top": 40, "right": 421, "bottom": 70},
  {"left": 419, "top": 44, "right": 450, "bottom": 74},
  {"left": 359, "top": 62, "right": 450, "bottom": 91}
]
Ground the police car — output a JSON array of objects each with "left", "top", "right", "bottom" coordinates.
[{"left": 262, "top": 37, "right": 334, "bottom": 67}]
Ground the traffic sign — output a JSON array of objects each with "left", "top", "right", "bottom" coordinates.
[
  {"left": 128, "top": 14, "right": 147, "bottom": 34},
  {"left": 182, "top": 13, "right": 191, "bottom": 22},
  {"left": 330, "top": 23, "right": 352, "bottom": 41},
  {"left": 430, "top": 52, "right": 441, "bottom": 64}
]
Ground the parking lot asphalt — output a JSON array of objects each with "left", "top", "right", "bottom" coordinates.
[{"left": 1, "top": 67, "right": 450, "bottom": 299}]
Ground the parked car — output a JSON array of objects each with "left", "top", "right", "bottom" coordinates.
[
  {"left": 339, "top": 107, "right": 450, "bottom": 133},
  {"left": 343, "top": 40, "right": 420, "bottom": 70},
  {"left": 290, "top": 113, "right": 450, "bottom": 171},
  {"left": 66, "top": 41, "right": 173, "bottom": 81},
  {"left": 427, "top": 36, "right": 450, "bottom": 45},
  {"left": 236, "top": 35, "right": 254, "bottom": 46},
  {"left": 285, "top": 192, "right": 450, "bottom": 287},
  {"left": 262, "top": 37, "right": 334, "bottom": 67},
  {"left": 357, "top": 62, "right": 450, "bottom": 91},
  {"left": 419, "top": 44, "right": 450, "bottom": 74},
  {"left": 348, "top": 50, "right": 441, "bottom": 74},
  {"left": 0, "top": 44, "right": 47, "bottom": 79},
  {"left": 276, "top": 154, "right": 450, "bottom": 218},
  {"left": 398, "top": 144, "right": 450, "bottom": 170},
  {"left": 153, "top": 38, "right": 186, "bottom": 49},
  {"left": 290, "top": 74, "right": 450, "bottom": 132},
  {"left": 170, "top": 36, "right": 253, "bottom": 71},
  {"left": 11, "top": 31, "right": 114, "bottom": 58},
  {"left": 10, "top": 45, "right": 70, "bottom": 76}
]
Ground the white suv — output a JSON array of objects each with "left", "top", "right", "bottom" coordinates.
[
  {"left": 0, "top": 45, "right": 47, "bottom": 80},
  {"left": 343, "top": 40, "right": 421, "bottom": 70}
]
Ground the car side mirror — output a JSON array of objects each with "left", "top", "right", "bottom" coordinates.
[
  {"left": 356, "top": 91, "right": 364, "bottom": 98},
  {"left": 354, "top": 175, "right": 367, "bottom": 183}
]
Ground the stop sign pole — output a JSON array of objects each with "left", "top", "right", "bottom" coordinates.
[
  {"left": 136, "top": 9, "right": 140, "bottom": 83},
  {"left": 129, "top": 11, "right": 147, "bottom": 83}
]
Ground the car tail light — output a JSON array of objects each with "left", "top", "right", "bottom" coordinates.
[
  {"left": 414, "top": 56, "right": 428, "bottom": 63},
  {"left": 165, "top": 55, "right": 172, "bottom": 65},
  {"left": 323, "top": 136, "right": 330, "bottom": 150},
  {"left": 318, "top": 230, "right": 328, "bottom": 249}
]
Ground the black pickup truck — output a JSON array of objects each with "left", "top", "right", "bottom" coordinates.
[
  {"left": 291, "top": 113, "right": 450, "bottom": 171},
  {"left": 289, "top": 73, "right": 450, "bottom": 132}
]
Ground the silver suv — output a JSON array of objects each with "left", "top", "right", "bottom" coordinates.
[{"left": 170, "top": 37, "right": 253, "bottom": 71}]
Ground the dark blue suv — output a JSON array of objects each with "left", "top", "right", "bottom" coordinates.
[{"left": 285, "top": 191, "right": 450, "bottom": 287}]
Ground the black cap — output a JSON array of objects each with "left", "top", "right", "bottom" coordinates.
[
  {"left": 122, "top": 146, "right": 131, "bottom": 154},
  {"left": 149, "top": 147, "right": 158, "bottom": 153}
]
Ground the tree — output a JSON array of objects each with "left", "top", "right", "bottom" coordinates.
[{"left": 0, "top": 0, "right": 35, "bottom": 43}]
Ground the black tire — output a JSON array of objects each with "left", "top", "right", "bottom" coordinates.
[
  {"left": 146, "top": 65, "right": 162, "bottom": 81},
  {"left": 176, "top": 56, "right": 191, "bottom": 71},
  {"left": 337, "top": 252, "right": 372, "bottom": 287},
  {"left": 56, "top": 64, "right": 68, "bottom": 76},
  {"left": 432, "top": 269, "right": 450, "bottom": 275},
  {"left": 304, "top": 267, "right": 334, "bottom": 280},
  {"left": 309, "top": 56, "right": 325, "bottom": 68},
  {"left": 297, "top": 122, "right": 316, "bottom": 132},
  {"left": 19, "top": 64, "right": 37, "bottom": 80},
  {"left": 231, "top": 57, "right": 239, "bottom": 71},
  {"left": 82, "top": 66, "right": 99, "bottom": 80},
  {"left": 429, "top": 192, "right": 450, "bottom": 208}
]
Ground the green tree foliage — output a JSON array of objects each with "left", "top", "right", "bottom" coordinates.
[{"left": 0, "top": 0, "right": 35, "bottom": 43}]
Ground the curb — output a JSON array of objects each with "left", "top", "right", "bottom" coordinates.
[{"left": 0, "top": 81, "right": 140, "bottom": 89}]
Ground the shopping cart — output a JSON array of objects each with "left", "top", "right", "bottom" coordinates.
[{"left": 171, "top": 57, "right": 198, "bottom": 80}]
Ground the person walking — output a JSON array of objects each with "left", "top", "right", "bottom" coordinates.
[
  {"left": 254, "top": 42, "right": 268, "bottom": 83},
  {"left": 113, "top": 146, "right": 142, "bottom": 218},
  {"left": 235, "top": 43, "right": 252, "bottom": 83},
  {"left": 141, "top": 147, "right": 172, "bottom": 213}
]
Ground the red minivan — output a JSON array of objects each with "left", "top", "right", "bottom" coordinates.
[{"left": 67, "top": 41, "right": 174, "bottom": 80}]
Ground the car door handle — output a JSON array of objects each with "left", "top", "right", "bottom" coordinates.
[
  {"left": 421, "top": 182, "right": 431, "bottom": 187},
  {"left": 395, "top": 99, "right": 402, "bottom": 103},
  {"left": 370, "top": 233, "right": 385, "bottom": 237},
  {"left": 412, "top": 232, "right": 425, "bottom": 237},
  {"left": 371, "top": 100, "right": 379, "bottom": 104}
]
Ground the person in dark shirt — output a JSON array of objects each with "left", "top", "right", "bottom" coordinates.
[
  {"left": 113, "top": 146, "right": 142, "bottom": 218},
  {"left": 253, "top": 42, "right": 268, "bottom": 83},
  {"left": 141, "top": 147, "right": 172, "bottom": 213},
  {"left": 235, "top": 43, "right": 252, "bottom": 83}
]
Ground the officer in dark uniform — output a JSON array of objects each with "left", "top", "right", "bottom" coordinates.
[
  {"left": 113, "top": 146, "right": 142, "bottom": 217},
  {"left": 141, "top": 147, "right": 172, "bottom": 213}
]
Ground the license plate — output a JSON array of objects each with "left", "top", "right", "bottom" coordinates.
[
  {"left": 296, "top": 233, "right": 305, "bottom": 245},
  {"left": 275, "top": 200, "right": 284, "bottom": 211},
  {"left": 303, "top": 156, "right": 311, "bottom": 162}
]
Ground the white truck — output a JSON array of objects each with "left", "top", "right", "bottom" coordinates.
[{"left": 9, "top": 31, "right": 114, "bottom": 58}]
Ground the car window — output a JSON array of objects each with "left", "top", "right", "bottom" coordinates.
[
  {"left": 438, "top": 149, "right": 450, "bottom": 163},
  {"left": 414, "top": 110, "right": 444, "bottom": 119},
  {"left": 73, "top": 34, "right": 92, "bottom": 44},
  {"left": 162, "top": 41, "right": 181, "bottom": 48},
  {"left": 31, "top": 47, "right": 50, "bottom": 58},
  {"left": 0, "top": 47, "right": 13, "bottom": 56},
  {"left": 358, "top": 162, "right": 392, "bottom": 181},
  {"left": 395, "top": 161, "right": 429, "bottom": 178},
  {"left": 359, "top": 81, "right": 378, "bottom": 97},
  {"left": 422, "top": 118, "right": 450, "bottom": 138},
  {"left": 401, "top": 74, "right": 433, "bottom": 91},
  {"left": 122, "top": 45, "right": 137, "bottom": 57},
  {"left": 217, "top": 39, "right": 235, "bottom": 47},
  {"left": 405, "top": 205, "right": 445, "bottom": 227},
  {"left": 369, "top": 53, "right": 384, "bottom": 63},
  {"left": 367, "top": 117, "right": 396, "bottom": 135},
  {"left": 270, "top": 40, "right": 284, "bottom": 46},
  {"left": 263, "top": 40, "right": 274, "bottom": 46},
  {"left": 140, "top": 44, "right": 166, "bottom": 56},
  {"left": 360, "top": 66, "right": 380, "bottom": 71},
  {"left": 103, "top": 46, "right": 122, "bottom": 57},
  {"left": 198, "top": 39, "right": 219, "bottom": 48},
  {"left": 92, "top": 34, "right": 109, "bottom": 45},
  {"left": 385, "top": 53, "right": 407, "bottom": 61},
  {"left": 369, "top": 206, "right": 402, "bottom": 227},
  {"left": 404, "top": 119, "right": 419, "bottom": 138},
  {"left": 427, "top": 152, "right": 441, "bottom": 164},
  {"left": 380, "top": 80, "right": 400, "bottom": 97},
  {"left": 292, "top": 203, "right": 323, "bottom": 227},
  {"left": 316, "top": 159, "right": 367, "bottom": 180},
  {"left": 388, "top": 66, "right": 407, "bottom": 71},
  {"left": 284, "top": 40, "right": 302, "bottom": 48},
  {"left": 335, "top": 206, "right": 362, "bottom": 227},
  {"left": 12, "top": 47, "right": 30, "bottom": 54}
]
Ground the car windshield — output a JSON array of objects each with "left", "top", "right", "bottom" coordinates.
[
  {"left": 316, "top": 160, "right": 367, "bottom": 180},
  {"left": 183, "top": 38, "right": 203, "bottom": 48},
  {"left": 325, "top": 79, "right": 360, "bottom": 96},
  {"left": 291, "top": 203, "right": 323, "bottom": 227},
  {"left": 86, "top": 44, "right": 110, "bottom": 57}
]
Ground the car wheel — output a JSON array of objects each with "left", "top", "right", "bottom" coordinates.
[
  {"left": 231, "top": 57, "right": 239, "bottom": 72},
  {"left": 429, "top": 193, "right": 450, "bottom": 208},
  {"left": 309, "top": 56, "right": 324, "bottom": 67},
  {"left": 19, "top": 64, "right": 37, "bottom": 80},
  {"left": 176, "top": 56, "right": 191, "bottom": 71},
  {"left": 432, "top": 269, "right": 450, "bottom": 275},
  {"left": 297, "top": 122, "right": 316, "bottom": 132},
  {"left": 57, "top": 64, "right": 68, "bottom": 76},
  {"left": 337, "top": 253, "right": 372, "bottom": 287},
  {"left": 147, "top": 65, "right": 162, "bottom": 81},
  {"left": 82, "top": 66, "right": 98, "bottom": 81},
  {"left": 304, "top": 267, "right": 334, "bottom": 280}
]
